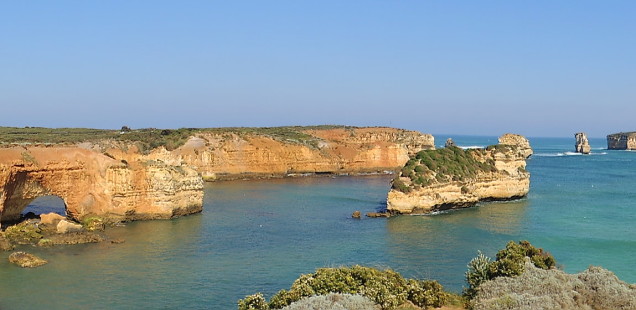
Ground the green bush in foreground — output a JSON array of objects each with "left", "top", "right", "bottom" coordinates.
[
  {"left": 464, "top": 240, "right": 556, "bottom": 298},
  {"left": 238, "top": 265, "right": 449, "bottom": 310}
]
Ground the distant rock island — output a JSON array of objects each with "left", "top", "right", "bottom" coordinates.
[
  {"left": 387, "top": 134, "right": 532, "bottom": 214},
  {"left": 607, "top": 132, "right": 636, "bottom": 150},
  {"left": 575, "top": 132, "right": 591, "bottom": 154},
  {"left": 0, "top": 126, "right": 434, "bottom": 224}
]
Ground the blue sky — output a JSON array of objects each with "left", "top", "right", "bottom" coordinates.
[{"left": 1, "top": 1, "right": 634, "bottom": 137}]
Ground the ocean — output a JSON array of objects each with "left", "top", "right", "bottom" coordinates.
[{"left": 1, "top": 136, "right": 634, "bottom": 309}]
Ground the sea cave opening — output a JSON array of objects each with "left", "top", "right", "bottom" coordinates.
[{"left": 21, "top": 195, "right": 67, "bottom": 219}]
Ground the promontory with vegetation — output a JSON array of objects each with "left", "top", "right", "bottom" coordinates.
[
  {"left": 0, "top": 126, "right": 433, "bottom": 224},
  {"left": 387, "top": 134, "right": 532, "bottom": 214}
]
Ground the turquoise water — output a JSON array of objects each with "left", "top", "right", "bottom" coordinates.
[{"left": 1, "top": 136, "right": 635, "bottom": 309}]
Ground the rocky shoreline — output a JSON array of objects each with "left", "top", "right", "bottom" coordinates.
[
  {"left": 386, "top": 134, "right": 532, "bottom": 214},
  {"left": 0, "top": 126, "right": 433, "bottom": 225}
]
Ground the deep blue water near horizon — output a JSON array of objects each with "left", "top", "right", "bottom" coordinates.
[{"left": 1, "top": 136, "right": 635, "bottom": 309}]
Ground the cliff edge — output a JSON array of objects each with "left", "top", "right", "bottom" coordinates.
[
  {"left": 607, "top": 132, "right": 636, "bottom": 150},
  {"left": 0, "top": 126, "right": 433, "bottom": 223},
  {"left": 0, "top": 146, "right": 203, "bottom": 223},
  {"left": 387, "top": 134, "right": 532, "bottom": 214}
]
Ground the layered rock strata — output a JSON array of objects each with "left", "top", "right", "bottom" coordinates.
[
  {"left": 92, "top": 127, "right": 435, "bottom": 181},
  {"left": 387, "top": 134, "right": 532, "bottom": 214},
  {"left": 575, "top": 132, "right": 591, "bottom": 154},
  {"left": 188, "top": 127, "right": 434, "bottom": 180},
  {"left": 0, "top": 126, "right": 432, "bottom": 222},
  {"left": 0, "top": 146, "right": 203, "bottom": 223},
  {"left": 607, "top": 132, "right": 636, "bottom": 150}
]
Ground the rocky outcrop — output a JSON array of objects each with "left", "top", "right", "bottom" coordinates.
[
  {"left": 56, "top": 219, "right": 83, "bottom": 234},
  {"left": 445, "top": 138, "right": 456, "bottom": 148},
  {"left": 0, "top": 146, "right": 203, "bottom": 224},
  {"left": 139, "top": 127, "right": 435, "bottom": 180},
  {"left": 8, "top": 251, "right": 48, "bottom": 268},
  {"left": 387, "top": 134, "right": 532, "bottom": 214},
  {"left": 0, "top": 126, "right": 431, "bottom": 223},
  {"left": 607, "top": 132, "right": 636, "bottom": 150},
  {"left": 575, "top": 132, "right": 591, "bottom": 154}
]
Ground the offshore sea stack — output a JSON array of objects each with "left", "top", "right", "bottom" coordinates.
[
  {"left": 575, "top": 132, "right": 591, "bottom": 154},
  {"left": 387, "top": 134, "right": 532, "bottom": 214},
  {"left": 607, "top": 132, "right": 636, "bottom": 150}
]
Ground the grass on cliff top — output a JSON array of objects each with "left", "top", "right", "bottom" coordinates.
[
  {"left": 0, "top": 125, "right": 361, "bottom": 151},
  {"left": 392, "top": 146, "right": 501, "bottom": 193}
]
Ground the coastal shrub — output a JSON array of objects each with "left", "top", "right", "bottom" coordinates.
[
  {"left": 471, "top": 262, "right": 636, "bottom": 310},
  {"left": 280, "top": 293, "right": 380, "bottom": 310},
  {"left": 464, "top": 251, "right": 492, "bottom": 298},
  {"left": 406, "top": 279, "right": 448, "bottom": 308},
  {"left": 391, "top": 177, "right": 411, "bottom": 193},
  {"left": 238, "top": 265, "right": 449, "bottom": 310},
  {"left": 238, "top": 293, "right": 269, "bottom": 310},
  {"left": 464, "top": 241, "right": 556, "bottom": 299}
]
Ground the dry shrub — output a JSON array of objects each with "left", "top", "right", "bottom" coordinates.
[
  {"left": 281, "top": 293, "right": 380, "bottom": 310},
  {"left": 472, "top": 261, "right": 636, "bottom": 310}
]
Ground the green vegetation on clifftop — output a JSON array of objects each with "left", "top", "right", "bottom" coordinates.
[
  {"left": 392, "top": 146, "right": 501, "bottom": 193},
  {"left": 0, "top": 125, "right": 361, "bottom": 151}
]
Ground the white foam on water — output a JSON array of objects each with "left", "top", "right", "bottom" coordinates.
[
  {"left": 534, "top": 151, "right": 607, "bottom": 157},
  {"left": 459, "top": 145, "right": 485, "bottom": 150}
]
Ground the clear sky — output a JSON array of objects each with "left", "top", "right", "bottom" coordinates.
[{"left": 1, "top": 1, "right": 634, "bottom": 137}]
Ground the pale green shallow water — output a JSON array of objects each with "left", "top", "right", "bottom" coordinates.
[{"left": 1, "top": 137, "right": 634, "bottom": 309}]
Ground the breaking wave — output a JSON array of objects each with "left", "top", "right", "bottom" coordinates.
[{"left": 534, "top": 151, "right": 607, "bottom": 157}]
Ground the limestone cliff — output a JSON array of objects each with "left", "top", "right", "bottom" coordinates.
[
  {"left": 387, "top": 134, "right": 532, "bottom": 214},
  {"left": 0, "top": 126, "right": 432, "bottom": 222},
  {"left": 0, "top": 146, "right": 203, "bottom": 223},
  {"left": 575, "top": 132, "right": 591, "bottom": 154},
  {"left": 95, "top": 127, "right": 434, "bottom": 180},
  {"left": 607, "top": 132, "right": 636, "bottom": 150}
]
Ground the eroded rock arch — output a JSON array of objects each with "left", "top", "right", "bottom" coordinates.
[{"left": 0, "top": 146, "right": 203, "bottom": 224}]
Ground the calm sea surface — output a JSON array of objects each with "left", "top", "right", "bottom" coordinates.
[{"left": 1, "top": 136, "right": 634, "bottom": 309}]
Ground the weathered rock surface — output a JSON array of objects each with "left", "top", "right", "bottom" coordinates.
[
  {"left": 575, "top": 132, "right": 591, "bottom": 154},
  {"left": 387, "top": 134, "right": 532, "bottom": 214},
  {"left": 351, "top": 211, "right": 361, "bottom": 219},
  {"left": 45, "top": 232, "right": 105, "bottom": 245},
  {"left": 130, "top": 127, "right": 435, "bottom": 180},
  {"left": 445, "top": 138, "right": 456, "bottom": 148},
  {"left": 40, "top": 212, "right": 65, "bottom": 226},
  {"left": 8, "top": 251, "right": 48, "bottom": 268},
  {"left": 607, "top": 132, "right": 636, "bottom": 150},
  {"left": 0, "top": 234, "right": 14, "bottom": 251},
  {"left": 0, "top": 126, "right": 431, "bottom": 223},
  {"left": 56, "top": 219, "right": 83, "bottom": 234},
  {"left": 0, "top": 146, "right": 204, "bottom": 223}
]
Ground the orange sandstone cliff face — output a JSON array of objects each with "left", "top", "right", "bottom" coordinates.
[
  {"left": 0, "top": 127, "right": 433, "bottom": 222},
  {"left": 387, "top": 134, "right": 532, "bottom": 214},
  {"left": 0, "top": 146, "right": 203, "bottom": 223},
  {"left": 102, "top": 127, "right": 435, "bottom": 180}
]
